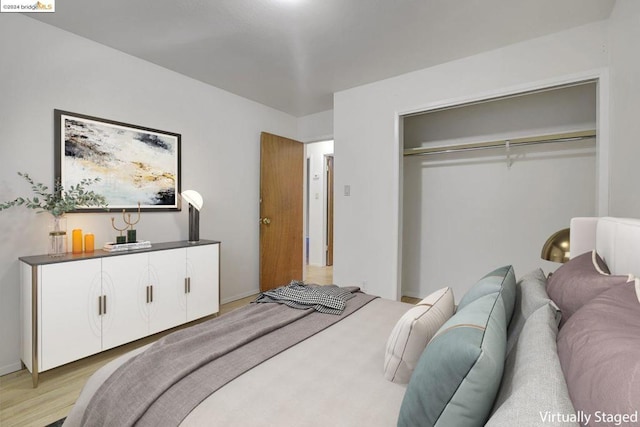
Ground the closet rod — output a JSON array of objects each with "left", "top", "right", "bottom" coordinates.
[{"left": 403, "top": 129, "right": 596, "bottom": 157}]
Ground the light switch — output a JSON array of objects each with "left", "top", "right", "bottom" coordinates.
[{"left": 344, "top": 185, "right": 351, "bottom": 196}]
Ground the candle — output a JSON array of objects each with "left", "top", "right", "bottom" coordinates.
[
  {"left": 72, "top": 229, "right": 83, "bottom": 254},
  {"left": 84, "top": 233, "right": 95, "bottom": 253}
]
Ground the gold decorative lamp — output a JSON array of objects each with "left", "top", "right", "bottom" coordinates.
[{"left": 541, "top": 228, "right": 570, "bottom": 263}]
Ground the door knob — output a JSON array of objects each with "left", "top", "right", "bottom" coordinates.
[{"left": 260, "top": 217, "right": 271, "bottom": 225}]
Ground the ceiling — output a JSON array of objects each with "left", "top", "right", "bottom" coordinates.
[{"left": 29, "top": 0, "right": 615, "bottom": 117}]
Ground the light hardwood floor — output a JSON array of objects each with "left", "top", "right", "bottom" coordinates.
[
  {"left": 0, "top": 265, "right": 419, "bottom": 427},
  {"left": 304, "top": 264, "right": 334, "bottom": 285}
]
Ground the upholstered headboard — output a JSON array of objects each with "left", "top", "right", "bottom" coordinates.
[{"left": 570, "top": 217, "right": 640, "bottom": 277}]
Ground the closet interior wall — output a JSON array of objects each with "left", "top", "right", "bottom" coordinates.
[{"left": 401, "top": 83, "right": 597, "bottom": 301}]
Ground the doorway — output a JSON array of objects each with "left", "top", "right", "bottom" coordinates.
[{"left": 304, "top": 140, "right": 334, "bottom": 284}]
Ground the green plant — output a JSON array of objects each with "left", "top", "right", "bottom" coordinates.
[{"left": 0, "top": 172, "right": 108, "bottom": 216}]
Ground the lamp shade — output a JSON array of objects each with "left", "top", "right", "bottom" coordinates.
[
  {"left": 541, "top": 228, "right": 570, "bottom": 263},
  {"left": 181, "top": 190, "right": 203, "bottom": 211}
]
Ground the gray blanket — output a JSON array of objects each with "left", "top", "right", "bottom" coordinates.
[{"left": 82, "top": 289, "right": 377, "bottom": 427}]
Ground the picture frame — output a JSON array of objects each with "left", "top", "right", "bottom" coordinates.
[{"left": 54, "top": 109, "right": 181, "bottom": 212}]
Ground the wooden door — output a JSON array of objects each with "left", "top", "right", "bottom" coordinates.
[
  {"left": 260, "top": 132, "right": 304, "bottom": 291},
  {"left": 326, "top": 155, "right": 334, "bottom": 266}
]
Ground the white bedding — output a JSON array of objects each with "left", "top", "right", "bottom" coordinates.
[{"left": 65, "top": 298, "right": 413, "bottom": 427}]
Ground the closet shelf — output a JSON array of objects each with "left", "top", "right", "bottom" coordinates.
[{"left": 403, "top": 129, "right": 596, "bottom": 157}]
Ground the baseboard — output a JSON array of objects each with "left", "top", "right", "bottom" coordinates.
[
  {"left": 0, "top": 360, "right": 23, "bottom": 376},
  {"left": 401, "top": 290, "right": 422, "bottom": 299},
  {"left": 221, "top": 289, "right": 259, "bottom": 305}
]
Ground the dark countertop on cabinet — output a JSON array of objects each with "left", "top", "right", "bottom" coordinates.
[{"left": 19, "top": 239, "right": 220, "bottom": 266}]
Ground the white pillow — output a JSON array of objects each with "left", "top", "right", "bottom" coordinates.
[{"left": 383, "top": 287, "right": 455, "bottom": 384}]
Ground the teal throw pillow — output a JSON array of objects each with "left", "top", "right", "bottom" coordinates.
[{"left": 398, "top": 270, "right": 514, "bottom": 427}]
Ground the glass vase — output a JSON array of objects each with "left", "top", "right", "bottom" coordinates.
[{"left": 48, "top": 215, "right": 68, "bottom": 257}]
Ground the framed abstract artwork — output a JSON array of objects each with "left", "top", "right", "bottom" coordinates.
[{"left": 54, "top": 109, "right": 181, "bottom": 212}]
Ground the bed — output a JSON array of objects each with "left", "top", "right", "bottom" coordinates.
[{"left": 64, "top": 217, "right": 640, "bottom": 427}]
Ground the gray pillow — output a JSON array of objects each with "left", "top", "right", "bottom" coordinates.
[
  {"left": 487, "top": 303, "right": 577, "bottom": 427},
  {"left": 505, "top": 268, "right": 558, "bottom": 355},
  {"left": 398, "top": 290, "right": 511, "bottom": 427},
  {"left": 458, "top": 265, "right": 517, "bottom": 322},
  {"left": 557, "top": 282, "right": 640, "bottom": 423}
]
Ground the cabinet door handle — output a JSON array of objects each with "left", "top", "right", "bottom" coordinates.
[
  {"left": 184, "top": 278, "right": 188, "bottom": 294},
  {"left": 188, "top": 277, "right": 191, "bottom": 293},
  {"left": 150, "top": 285, "right": 153, "bottom": 302},
  {"left": 146, "top": 286, "right": 150, "bottom": 303},
  {"left": 98, "top": 295, "right": 107, "bottom": 315}
]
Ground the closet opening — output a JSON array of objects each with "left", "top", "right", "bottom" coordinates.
[
  {"left": 304, "top": 140, "right": 334, "bottom": 285},
  {"left": 399, "top": 80, "right": 601, "bottom": 301}
]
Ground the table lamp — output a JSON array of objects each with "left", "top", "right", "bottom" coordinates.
[{"left": 181, "top": 190, "right": 203, "bottom": 243}]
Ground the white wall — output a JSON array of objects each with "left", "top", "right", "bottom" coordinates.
[
  {"left": 608, "top": 0, "right": 640, "bottom": 217},
  {"left": 297, "top": 110, "right": 333, "bottom": 143},
  {"left": 305, "top": 140, "right": 334, "bottom": 266},
  {"left": 0, "top": 15, "right": 297, "bottom": 375},
  {"left": 333, "top": 21, "right": 610, "bottom": 300}
]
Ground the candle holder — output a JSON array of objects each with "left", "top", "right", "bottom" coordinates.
[
  {"left": 111, "top": 218, "right": 128, "bottom": 244},
  {"left": 112, "top": 202, "right": 141, "bottom": 244}
]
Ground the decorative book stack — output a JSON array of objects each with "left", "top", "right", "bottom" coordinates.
[{"left": 103, "top": 241, "right": 152, "bottom": 252}]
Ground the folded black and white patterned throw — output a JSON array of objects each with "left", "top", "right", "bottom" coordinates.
[{"left": 254, "top": 281, "right": 360, "bottom": 314}]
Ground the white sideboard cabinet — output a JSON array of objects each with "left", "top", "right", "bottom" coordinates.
[{"left": 20, "top": 240, "right": 220, "bottom": 387}]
